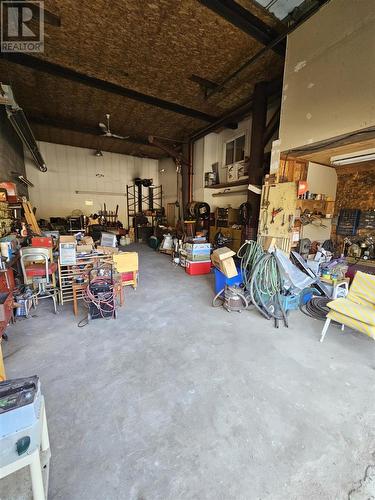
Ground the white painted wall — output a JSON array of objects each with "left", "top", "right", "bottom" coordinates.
[
  {"left": 193, "top": 117, "right": 252, "bottom": 211},
  {"left": 301, "top": 162, "right": 338, "bottom": 243},
  {"left": 25, "top": 142, "right": 159, "bottom": 227},
  {"left": 306, "top": 163, "right": 337, "bottom": 198},
  {"left": 279, "top": 0, "right": 375, "bottom": 151},
  {"left": 159, "top": 157, "right": 178, "bottom": 207}
]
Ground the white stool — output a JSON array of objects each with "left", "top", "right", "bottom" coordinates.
[
  {"left": 332, "top": 280, "right": 349, "bottom": 299},
  {"left": 0, "top": 398, "right": 51, "bottom": 500}
]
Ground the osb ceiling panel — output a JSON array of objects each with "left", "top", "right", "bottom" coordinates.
[{"left": 1, "top": 0, "right": 285, "bottom": 156}]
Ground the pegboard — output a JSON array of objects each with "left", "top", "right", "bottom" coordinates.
[{"left": 258, "top": 182, "right": 297, "bottom": 253}]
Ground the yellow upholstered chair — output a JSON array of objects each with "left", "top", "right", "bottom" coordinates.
[{"left": 320, "top": 271, "right": 375, "bottom": 342}]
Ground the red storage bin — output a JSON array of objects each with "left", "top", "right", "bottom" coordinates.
[
  {"left": 185, "top": 260, "right": 211, "bottom": 275},
  {"left": 31, "top": 237, "right": 53, "bottom": 248}
]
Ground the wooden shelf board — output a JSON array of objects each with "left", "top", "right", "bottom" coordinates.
[
  {"left": 205, "top": 180, "right": 249, "bottom": 189},
  {"left": 297, "top": 199, "right": 335, "bottom": 203}
]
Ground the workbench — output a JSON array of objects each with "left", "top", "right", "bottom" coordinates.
[{"left": 346, "top": 257, "right": 375, "bottom": 278}]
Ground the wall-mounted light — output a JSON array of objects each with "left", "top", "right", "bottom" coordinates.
[
  {"left": 94, "top": 149, "right": 103, "bottom": 157},
  {"left": 75, "top": 190, "right": 124, "bottom": 196},
  {"left": 330, "top": 148, "right": 375, "bottom": 166},
  {"left": 159, "top": 168, "right": 166, "bottom": 173},
  {"left": 95, "top": 173, "right": 104, "bottom": 178},
  {"left": 11, "top": 172, "right": 34, "bottom": 187}
]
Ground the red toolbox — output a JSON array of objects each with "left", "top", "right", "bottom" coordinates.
[
  {"left": 31, "top": 237, "right": 53, "bottom": 248},
  {"left": 185, "top": 260, "right": 211, "bottom": 275}
]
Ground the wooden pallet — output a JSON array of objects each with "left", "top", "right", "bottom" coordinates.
[{"left": 22, "top": 200, "right": 41, "bottom": 234}]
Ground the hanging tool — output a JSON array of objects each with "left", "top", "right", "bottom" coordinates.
[
  {"left": 270, "top": 207, "right": 283, "bottom": 224},
  {"left": 288, "top": 214, "right": 294, "bottom": 232}
]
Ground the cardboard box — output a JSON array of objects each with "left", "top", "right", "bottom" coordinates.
[
  {"left": 113, "top": 252, "right": 138, "bottom": 272},
  {"left": 212, "top": 247, "right": 235, "bottom": 261},
  {"left": 81, "top": 236, "right": 94, "bottom": 246},
  {"left": 96, "top": 245, "right": 119, "bottom": 255},
  {"left": 185, "top": 243, "right": 211, "bottom": 253},
  {"left": 76, "top": 245, "right": 93, "bottom": 254},
  {"left": 211, "top": 247, "right": 238, "bottom": 278},
  {"left": 60, "top": 235, "right": 76, "bottom": 244},
  {"left": 186, "top": 252, "right": 211, "bottom": 262}
]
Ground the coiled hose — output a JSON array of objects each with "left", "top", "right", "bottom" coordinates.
[
  {"left": 249, "top": 253, "right": 288, "bottom": 325},
  {"left": 237, "top": 241, "right": 287, "bottom": 325},
  {"left": 299, "top": 296, "right": 331, "bottom": 320},
  {"left": 237, "top": 240, "right": 264, "bottom": 289}
]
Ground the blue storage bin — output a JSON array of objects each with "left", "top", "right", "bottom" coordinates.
[
  {"left": 279, "top": 293, "right": 300, "bottom": 311},
  {"left": 214, "top": 266, "right": 243, "bottom": 294}
]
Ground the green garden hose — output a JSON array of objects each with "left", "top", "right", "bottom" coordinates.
[{"left": 237, "top": 240, "right": 264, "bottom": 289}]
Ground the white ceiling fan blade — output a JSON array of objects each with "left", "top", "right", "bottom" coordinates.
[
  {"left": 99, "top": 122, "right": 107, "bottom": 131},
  {"left": 111, "top": 133, "right": 129, "bottom": 140}
]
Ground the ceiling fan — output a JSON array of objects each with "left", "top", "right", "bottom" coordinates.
[{"left": 98, "top": 114, "right": 129, "bottom": 140}]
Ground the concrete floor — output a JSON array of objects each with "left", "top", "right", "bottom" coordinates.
[{"left": 1, "top": 244, "right": 375, "bottom": 500}]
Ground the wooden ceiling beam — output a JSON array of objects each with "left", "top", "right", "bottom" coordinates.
[
  {"left": 0, "top": 53, "right": 218, "bottom": 123},
  {"left": 197, "top": 0, "right": 285, "bottom": 56}
]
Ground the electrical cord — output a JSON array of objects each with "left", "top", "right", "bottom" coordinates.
[
  {"left": 81, "top": 276, "right": 117, "bottom": 321},
  {"left": 299, "top": 296, "right": 331, "bottom": 320}
]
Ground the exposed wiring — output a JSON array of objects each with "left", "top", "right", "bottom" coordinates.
[{"left": 82, "top": 276, "right": 117, "bottom": 319}]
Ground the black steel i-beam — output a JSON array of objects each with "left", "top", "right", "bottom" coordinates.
[
  {"left": 248, "top": 81, "right": 268, "bottom": 230},
  {"left": 197, "top": 0, "right": 285, "bottom": 56}
]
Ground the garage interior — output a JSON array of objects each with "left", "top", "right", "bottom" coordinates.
[{"left": 0, "top": 0, "right": 374, "bottom": 499}]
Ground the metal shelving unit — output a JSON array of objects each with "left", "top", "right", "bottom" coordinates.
[{"left": 126, "top": 183, "right": 163, "bottom": 229}]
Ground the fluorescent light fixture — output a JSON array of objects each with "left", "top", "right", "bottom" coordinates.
[
  {"left": 330, "top": 148, "right": 375, "bottom": 166},
  {"left": 2, "top": 84, "right": 47, "bottom": 172},
  {"left": 75, "top": 190, "right": 124, "bottom": 196},
  {"left": 13, "top": 174, "right": 34, "bottom": 187}
]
